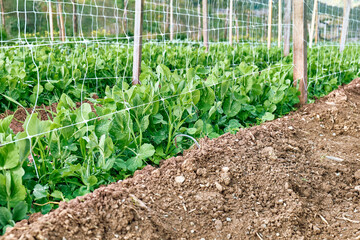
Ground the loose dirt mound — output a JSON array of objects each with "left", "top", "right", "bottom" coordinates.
[{"left": 3, "top": 79, "right": 360, "bottom": 240}]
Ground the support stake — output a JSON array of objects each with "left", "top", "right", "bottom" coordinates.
[
  {"left": 340, "top": 0, "right": 351, "bottom": 52},
  {"left": 132, "top": 0, "right": 144, "bottom": 85},
  {"left": 202, "top": 0, "right": 208, "bottom": 52},
  {"left": 293, "top": 0, "right": 307, "bottom": 105},
  {"left": 267, "top": 0, "right": 273, "bottom": 49},
  {"left": 309, "top": 0, "right": 318, "bottom": 48},
  {"left": 283, "top": 0, "right": 291, "bottom": 56}
]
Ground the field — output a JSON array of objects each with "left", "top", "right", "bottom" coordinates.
[
  {"left": 2, "top": 78, "right": 360, "bottom": 239},
  {"left": 1, "top": 0, "right": 360, "bottom": 237},
  {"left": 0, "top": 42, "right": 359, "bottom": 237}
]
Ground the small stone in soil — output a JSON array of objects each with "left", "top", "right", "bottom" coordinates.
[
  {"left": 175, "top": 176, "right": 185, "bottom": 184},
  {"left": 354, "top": 169, "right": 360, "bottom": 179},
  {"left": 214, "top": 219, "right": 223, "bottom": 231},
  {"left": 215, "top": 182, "right": 223, "bottom": 192}
]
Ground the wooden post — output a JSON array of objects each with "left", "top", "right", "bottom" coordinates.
[
  {"left": 293, "top": 0, "right": 307, "bottom": 105},
  {"left": 229, "top": 0, "right": 233, "bottom": 45},
  {"left": 202, "top": 0, "right": 208, "bottom": 51},
  {"left": 278, "top": 0, "right": 282, "bottom": 47},
  {"left": 235, "top": 17, "right": 239, "bottom": 43},
  {"left": 224, "top": 8, "right": 228, "bottom": 41},
  {"left": 48, "top": 0, "right": 54, "bottom": 41},
  {"left": 57, "top": 0, "right": 65, "bottom": 42},
  {"left": 309, "top": 0, "right": 318, "bottom": 48},
  {"left": 283, "top": 0, "right": 291, "bottom": 56},
  {"left": 340, "top": 0, "right": 351, "bottom": 52},
  {"left": 71, "top": 0, "right": 78, "bottom": 37},
  {"left": 0, "top": 0, "right": 5, "bottom": 29},
  {"left": 132, "top": 0, "right": 144, "bottom": 85},
  {"left": 123, "top": 0, "right": 128, "bottom": 34},
  {"left": 314, "top": 12, "right": 318, "bottom": 44},
  {"left": 170, "top": 0, "right": 174, "bottom": 41},
  {"left": 198, "top": 3, "right": 201, "bottom": 41},
  {"left": 267, "top": 0, "right": 273, "bottom": 49}
]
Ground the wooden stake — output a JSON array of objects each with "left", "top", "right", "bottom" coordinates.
[
  {"left": 0, "top": 0, "right": 5, "bottom": 29},
  {"left": 314, "top": 12, "right": 318, "bottom": 44},
  {"left": 309, "top": 0, "right": 318, "bottom": 48},
  {"left": 293, "top": 0, "right": 307, "bottom": 105},
  {"left": 224, "top": 8, "right": 228, "bottom": 41},
  {"left": 235, "top": 17, "right": 239, "bottom": 43},
  {"left": 71, "top": 0, "right": 78, "bottom": 37},
  {"left": 229, "top": 0, "right": 233, "bottom": 45},
  {"left": 123, "top": 0, "right": 128, "bottom": 34},
  {"left": 278, "top": 0, "right": 282, "bottom": 47},
  {"left": 202, "top": 0, "right": 208, "bottom": 51},
  {"left": 48, "top": 0, "right": 54, "bottom": 41},
  {"left": 170, "top": 0, "right": 174, "bottom": 41},
  {"left": 57, "top": 0, "right": 65, "bottom": 42},
  {"left": 267, "top": 0, "right": 273, "bottom": 49},
  {"left": 132, "top": 0, "right": 144, "bottom": 85},
  {"left": 198, "top": 3, "right": 201, "bottom": 41},
  {"left": 283, "top": 0, "right": 291, "bottom": 56},
  {"left": 340, "top": 0, "right": 351, "bottom": 52}
]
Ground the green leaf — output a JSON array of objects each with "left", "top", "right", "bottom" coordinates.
[
  {"left": 0, "top": 207, "right": 12, "bottom": 227},
  {"left": 140, "top": 115, "right": 150, "bottom": 131},
  {"left": 23, "top": 113, "right": 51, "bottom": 136},
  {"left": 138, "top": 144, "right": 155, "bottom": 160},
  {"left": 0, "top": 143, "right": 20, "bottom": 170},
  {"left": 126, "top": 157, "right": 143, "bottom": 172},
  {"left": 33, "top": 184, "right": 49, "bottom": 200},
  {"left": 44, "top": 82, "right": 54, "bottom": 91},
  {"left": 12, "top": 201, "right": 27, "bottom": 222},
  {"left": 50, "top": 190, "right": 64, "bottom": 200},
  {"left": 261, "top": 112, "right": 275, "bottom": 122}
]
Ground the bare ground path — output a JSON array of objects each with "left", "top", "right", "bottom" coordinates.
[{"left": 3, "top": 79, "right": 360, "bottom": 240}]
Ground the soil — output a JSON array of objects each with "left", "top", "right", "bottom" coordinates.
[{"left": 2, "top": 79, "right": 360, "bottom": 240}]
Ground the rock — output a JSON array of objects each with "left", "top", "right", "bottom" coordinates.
[
  {"left": 151, "top": 169, "right": 160, "bottom": 177},
  {"left": 354, "top": 186, "right": 360, "bottom": 192},
  {"left": 175, "top": 176, "right": 185, "bottom": 184},
  {"left": 214, "top": 219, "right": 223, "bottom": 231},
  {"left": 222, "top": 167, "right": 229, "bottom": 173},
  {"left": 181, "top": 158, "right": 196, "bottom": 172},
  {"left": 215, "top": 182, "right": 223, "bottom": 192},
  {"left": 313, "top": 225, "right": 321, "bottom": 234},
  {"left": 354, "top": 170, "right": 360, "bottom": 179},
  {"left": 220, "top": 172, "right": 231, "bottom": 186},
  {"left": 262, "top": 147, "right": 277, "bottom": 161},
  {"left": 196, "top": 168, "right": 207, "bottom": 177}
]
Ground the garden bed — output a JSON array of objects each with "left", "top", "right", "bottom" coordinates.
[{"left": 2, "top": 78, "right": 360, "bottom": 239}]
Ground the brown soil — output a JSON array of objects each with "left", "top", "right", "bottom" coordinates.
[
  {"left": 2, "top": 79, "right": 360, "bottom": 240},
  {"left": 0, "top": 100, "right": 97, "bottom": 134}
]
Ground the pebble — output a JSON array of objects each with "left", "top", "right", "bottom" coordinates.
[
  {"left": 215, "top": 182, "right": 223, "bottom": 192},
  {"left": 354, "top": 170, "right": 360, "bottom": 179},
  {"left": 226, "top": 217, "right": 232, "bottom": 222},
  {"left": 222, "top": 167, "right": 230, "bottom": 173},
  {"left": 354, "top": 186, "right": 360, "bottom": 192},
  {"left": 220, "top": 172, "right": 231, "bottom": 186},
  {"left": 288, "top": 126, "right": 294, "bottom": 130},
  {"left": 214, "top": 219, "right": 223, "bottom": 231},
  {"left": 175, "top": 176, "right": 185, "bottom": 184}
]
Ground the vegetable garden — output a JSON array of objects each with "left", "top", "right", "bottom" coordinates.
[{"left": 0, "top": 0, "right": 360, "bottom": 238}]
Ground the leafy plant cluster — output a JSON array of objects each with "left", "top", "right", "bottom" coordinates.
[{"left": 0, "top": 43, "right": 359, "bottom": 235}]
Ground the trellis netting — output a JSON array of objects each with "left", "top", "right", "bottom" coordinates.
[{"left": 0, "top": 0, "right": 359, "bottom": 233}]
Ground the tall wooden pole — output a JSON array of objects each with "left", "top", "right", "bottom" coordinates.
[
  {"left": 267, "top": 0, "right": 273, "bottom": 49},
  {"left": 309, "top": 0, "right": 318, "bottom": 48},
  {"left": 235, "top": 17, "right": 239, "bottom": 43},
  {"left": 132, "top": 0, "right": 144, "bottom": 85},
  {"left": 0, "top": 0, "right": 5, "bottom": 29},
  {"left": 123, "top": 0, "right": 128, "bottom": 34},
  {"left": 170, "top": 0, "right": 174, "bottom": 41},
  {"left": 283, "top": 0, "right": 291, "bottom": 56},
  {"left": 198, "top": 3, "right": 201, "bottom": 41},
  {"left": 48, "top": 0, "right": 54, "bottom": 41},
  {"left": 229, "top": 0, "right": 233, "bottom": 45},
  {"left": 224, "top": 8, "right": 229, "bottom": 41},
  {"left": 278, "top": 0, "right": 282, "bottom": 47},
  {"left": 202, "top": 0, "right": 208, "bottom": 51},
  {"left": 58, "top": 1, "right": 65, "bottom": 42},
  {"left": 340, "top": 0, "right": 351, "bottom": 52},
  {"left": 314, "top": 12, "right": 318, "bottom": 44},
  {"left": 293, "top": 0, "right": 307, "bottom": 105},
  {"left": 72, "top": 0, "right": 78, "bottom": 37}
]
